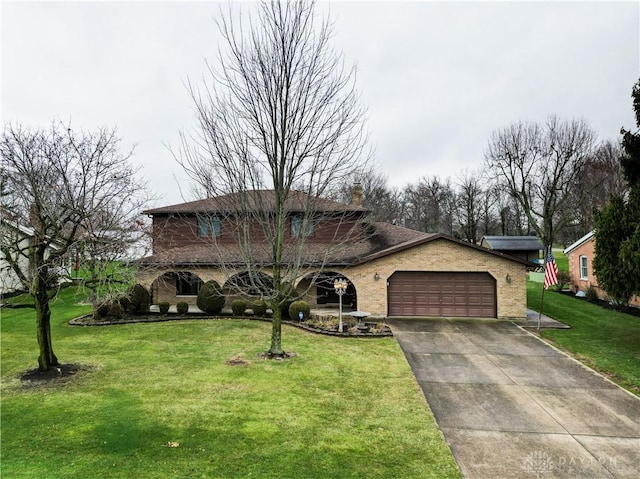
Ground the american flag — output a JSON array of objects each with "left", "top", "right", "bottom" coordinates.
[{"left": 543, "top": 250, "right": 559, "bottom": 290}]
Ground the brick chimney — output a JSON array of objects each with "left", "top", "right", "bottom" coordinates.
[{"left": 351, "top": 182, "right": 363, "bottom": 207}]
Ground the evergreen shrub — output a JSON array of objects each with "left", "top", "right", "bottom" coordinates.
[{"left": 196, "top": 280, "right": 225, "bottom": 315}]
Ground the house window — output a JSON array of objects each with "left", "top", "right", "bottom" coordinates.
[
  {"left": 176, "top": 272, "right": 203, "bottom": 296},
  {"left": 579, "top": 255, "right": 588, "bottom": 280},
  {"left": 291, "top": 215, "right": 314, "bottom": 237},
  {"left": 198, "top": 216, "right": 221, "bottom": 237}
]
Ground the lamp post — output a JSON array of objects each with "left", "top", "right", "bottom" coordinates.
[{"left": 333, "top": 278, "right": 348, "bottom": 333}]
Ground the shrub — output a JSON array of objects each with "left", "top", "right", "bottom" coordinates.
[
  {"left": 94, "top": 302, "right": 110, "bottom": 320},
  {"left": 231, "top": 299, "right": 247, "bottom": 316},
  {"left": 158, "top": 302, "right": 170, "bottom": 314},
  {"left": 289, "top": 300, "right": 311, "bottom": 321},
  {"left": 252, "top": 299, "right": 268, "bottom": 317},
  {"left": 108, "top": 302, "right": 124, "bottom": 319},
  {"left": 176, "top": 301, "right": 189, "bottom": 315},
  {"left": 585, "top": 286, "right": 599, "bottom": 303},
  {"left": 555, "top": 271, "right": 571, "bottom": 292},
  {"left": 196, "top": 280, "right": 225, "bottom": 315},
  {"left": 127, "top": 283, "right": 150, "bottom": 314}
]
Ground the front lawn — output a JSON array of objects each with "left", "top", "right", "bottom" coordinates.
[
  {"left": 528, "top": 281, "right": 640, "bottom": 395},
  {"left": 1, "top": 288, "right": 460, "bottom": 479}
]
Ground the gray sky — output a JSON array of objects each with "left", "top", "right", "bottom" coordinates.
[{"left": 2, "top": 1, "right": 638, "bottom": 207}]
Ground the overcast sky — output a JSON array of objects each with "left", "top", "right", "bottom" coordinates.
[{"left": 2, "top": 1, "right": 638, "bottom": 207}]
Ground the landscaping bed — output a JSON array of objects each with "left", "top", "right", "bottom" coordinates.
[{"left": 69, "top": 312, "right": 393, "bottom": 336}]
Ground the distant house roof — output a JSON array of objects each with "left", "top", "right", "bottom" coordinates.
[
  {"left": 143, "top": 190, "right": 367, "bottom": 216},
  {"left": 481, "top": 236, "right": 544, "bottom": 251},
  {"left": 563, "top": 231, "right": 595, "bottom": 254}
]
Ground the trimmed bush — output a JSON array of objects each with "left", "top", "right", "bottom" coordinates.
[
  {"left": 127, "top": 283, "right": 150, "bottom": 314},
  {"left": 231, "top": 299, "right": 247, "bottom": 316},
  {"left": 585, "top": 286, "right": 599, "bottom": 303},
  {"left": 108, "top": 302, "right": 124, "bottom": 319},
  {"left": 252, "top": 299, "right": 268, "bottom": 317},
  {"left": 196, "top": 280, "right": 225, "bottom": 315},
  {"left": 289, "top": 300, "right": 311, "bottom": 321},
  {"left": 158, "top": 302, "right": 170, "bottom": 314},
  {"left": 555, "top": 271, "right": 571, "bottom": 292},
  {"left": 176, "top": 301, "right": 189, "bottom": 315},
  {"left": 94, "top": 302, "right": 110, "bottom": 320}
]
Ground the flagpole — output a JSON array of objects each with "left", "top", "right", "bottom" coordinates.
[{"left": 538, "top": 245, "right": 549, "bottom": 332}]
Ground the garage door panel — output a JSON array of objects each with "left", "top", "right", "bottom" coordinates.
[{"left": 388, "top": 272, "right": 496, "bottom": 318}]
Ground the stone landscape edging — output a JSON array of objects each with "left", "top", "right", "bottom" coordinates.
[{"left": 68, "top": 314, "right": 393, "bottom": 337}]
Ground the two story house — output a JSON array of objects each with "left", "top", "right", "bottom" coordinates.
[{"left": 137, "top": 189, "right": 533, "bottom": 318}]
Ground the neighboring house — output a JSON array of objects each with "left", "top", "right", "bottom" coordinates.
[
  {"left": 137, "top": 190, "right": 535, "bottom": 319},
  {"left": 480, "top": 236, "right": 544, "bottom": 264},
  {"left": 0, "top": 220, "right": 33, "bottom": 295},
  {"left": 564, "top": 231, "right": 640, "bottom": 307},
  {"left": 0, "top": 219, "right": 69, "bottom": 296}
]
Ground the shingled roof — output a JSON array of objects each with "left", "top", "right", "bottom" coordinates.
[
  {"left": 139, "top": 222, "right": 535, "bottom": 269},
  {"left": 481, "top": 236, "right": 544, "bottom": 251},
  {"left": 143, "top": 190, "right": 367, "bottom": 215}
]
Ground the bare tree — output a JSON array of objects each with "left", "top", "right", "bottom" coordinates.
[
  {"left": 403, "top": 176, "right": 455, "bottom": 234},
  {"left": 563, "top": 140, "right": 626, "bottom": 241},
  {"left": 455, "top": 169, "right": 484, "bottom": 243},
  {"left": 484, "top": 116, "right": 596, "bottom": 247},
  {"left": 0, "top": 121, "right": 149, "bottom": 371},
  {"left": 174, "top": 1, "right": 369, "bottom": 356}
]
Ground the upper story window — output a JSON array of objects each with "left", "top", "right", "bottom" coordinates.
[
  {"left": 198, "top": 216, "right": 221, "bottom": 237},
  {"left": 291, "top": 214, "right": 314, "bottom": 237},
  {"left": 579, "top": 255, "right": 588, "bottom": 280}
]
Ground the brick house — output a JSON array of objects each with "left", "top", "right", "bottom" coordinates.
[
  {"left": 564, "top": 231, "right": 640, "bottom": 307},
  {"left": 137, "top": 190, "right": 534, "bottom": 319}
]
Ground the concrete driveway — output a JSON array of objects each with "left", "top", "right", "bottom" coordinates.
[{"left": 387, "top": 318, "right": 640, "bottom": 479}]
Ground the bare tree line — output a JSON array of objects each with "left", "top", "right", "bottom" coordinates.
[{"left": 336, "top": 135, "right": 626, "bottom": 246}]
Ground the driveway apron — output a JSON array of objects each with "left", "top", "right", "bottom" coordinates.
[{"left": 387, "top": 318, "right": 640, "bottom": 479}]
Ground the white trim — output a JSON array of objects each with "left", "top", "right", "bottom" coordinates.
[{"left": 563, "top": 230, "right": 595, "bottom": 254}]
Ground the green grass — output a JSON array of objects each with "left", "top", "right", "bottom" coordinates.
[
  {"left": 1, "top": 288, "right": 460, "bottom": 479},
  {"left": 552, "top": 248, "right": 568, "bottom": 273},
  {"left": 528, "top": 281, "right": 640, "bottom": 395}
]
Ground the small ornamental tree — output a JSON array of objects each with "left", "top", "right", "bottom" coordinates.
[{"left": 197, "top": 280, "right": 225, "bottom": 315}]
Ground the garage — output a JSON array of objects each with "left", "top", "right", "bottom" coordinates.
[{"left": 387, "top": 271, "right": 497, "bottom": 317}]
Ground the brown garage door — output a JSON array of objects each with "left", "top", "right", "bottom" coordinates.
[{"left": 388, "top": 272, "right": 496, "bottom": 317}]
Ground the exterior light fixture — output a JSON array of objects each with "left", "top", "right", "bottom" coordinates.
[
  {"left": 505, "top": 274, "right": 511, "bottom": 283},
  {"left": 333, "top": 278, "right": 348, "bottom": 333},
  {"left": 374, "top": 272, "right": 380, "bottom": 281}
]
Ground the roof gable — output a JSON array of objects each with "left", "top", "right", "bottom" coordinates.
[
  {"left": 357, "top": 233, "right": 537, "bottom": 268},
  {"left": 563, "top": 231, "right": 595, "bottom": 254}
]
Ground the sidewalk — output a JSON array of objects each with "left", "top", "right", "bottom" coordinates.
[{"left": 522, "top": 308, "right": 571, "bottom": 329}]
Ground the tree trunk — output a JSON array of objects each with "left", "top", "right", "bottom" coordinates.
[
  {"left": 34, "top": 273, "right": 59, "bottom": 371},
  {"left": 269, "top": 305, "right": 283, "bottom": 356}
]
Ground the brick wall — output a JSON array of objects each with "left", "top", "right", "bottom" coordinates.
[
  {"left": 567, "top": 237, "right": 640, "bottom": 307},
  {"left": 136, "top": 238, "right": 528, "bottom": 318},
  {"left": 342, "top": 238, "right": 527, "bottom": 319}
]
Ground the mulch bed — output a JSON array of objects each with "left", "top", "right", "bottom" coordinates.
[
  {"left": 558, "top": 290, "right": 640, "bottom": 318},
  {"left": 19, "top": 363, "right": 94, "bottom": 389}
]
